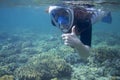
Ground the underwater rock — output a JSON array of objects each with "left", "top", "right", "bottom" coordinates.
[
  {"left": 89, "top": 45, "right": 120, "bottom": 77},
  {"left": 64, "top": 53, "right": 85, "bottom": 64},
  {"left": 71, "top": 65, "right": 99, "bottom": 80},
  {"left": 0, "top": 42, "right": 22, "bottom": 58},
  {"left": 110, "top": 76, "right": 120, "bottom": 80},
  {"left": 0, "top": 33, "right": 9, "bottom": 41},
  {"left": 2, "top": 43, "right": 16, "bottom": 51},
  {"left": 1, "top": 32, "right": 120, "bottom": 80},
  {"left": 16, "top": 54, "right": 28, "bottom": 63},
  {"left": 0, "top": 33, "right": 21, "bottom": 44},
  {"left": 14, "top": 66, "right": 41, "bottom": 80},
  {"left": 14, "top": 53, "right": 72, "bottom": 80},
  {"left": 58, "top": 45, "right": 75, "bottom": 57},
  {"left": 22, "top": 47, "right": 39, "bottom": 54},
  {"left": 0, "top": 63, "right": 18, "bottom": 77},
  {"left": 92, "top": 32, "right": 120, "bottom": 46},
  {"left": 51, "top": 78, "right": 58, "bottom": 80},
  {"left": 0, "top": 75, "right": 14, "bottom": 80},
  {"left": 49, "top": 36, "right": 58, "bottom": 41},
  {"left": 71, "top": 43, "right": 120, "bottom": 80},
  {"left": 91, "top": 45, "right": 120, "bottom": 66},
  {"left": 36, "top": 40, "right": 59, "bottom": 52},
  {"left": 21, "top": 41, "right": 34, "bottom": 48}
]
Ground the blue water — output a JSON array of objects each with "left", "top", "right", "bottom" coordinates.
[
  {"left": 0, "top": 4, "right": 120, "bottom": 80},
  {"left": 0, "top": 6, "right": 59, "bottom": 34},
  {"left": 0, "top": 6, "right": 120, "bottom": 34},
  {"left": 93, "top": 11, "right": 120, "bottom": 33}
]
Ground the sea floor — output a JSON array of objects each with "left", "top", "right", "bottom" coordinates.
[{"left": 0, "top": 31, "right": 120, "bottom": 80}]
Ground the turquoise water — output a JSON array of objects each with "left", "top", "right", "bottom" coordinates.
[
  {"left": 0, "top": 6, "right": 120, "bottom": 34},
  {"left": 0, "top": 6, "right": 56, "bottom": 34},
  {"left": 0, "top": 3, "right": 120, "bottom": 80}
]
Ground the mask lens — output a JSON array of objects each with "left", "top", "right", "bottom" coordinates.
[
  {"left": 50, "top": 7, "right": 73, "bottom": 33},
  {"left": 58, "top": 16, "right": 68, "bottom": 25},
  {"left": 52, "top": 8, "right": 69, "bottom": 24}
]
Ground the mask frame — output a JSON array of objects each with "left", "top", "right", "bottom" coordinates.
[{"left": 49, "top": 6, "right": 74, "bottom": 33}]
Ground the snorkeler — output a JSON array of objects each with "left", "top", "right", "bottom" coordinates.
[{"left": 48, "top": 3, "right": 112, "bottom": 59}]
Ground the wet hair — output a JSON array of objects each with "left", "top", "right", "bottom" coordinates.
[{"left": 73, "top": 7, "right": 92, "bottom": 21}]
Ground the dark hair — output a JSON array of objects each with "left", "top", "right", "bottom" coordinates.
[
  {"left": 72, "top": 7, "right": 92, "bottom": 34},
  {"left": 73, "top": 7, "right": 92, "bottom": 21}
]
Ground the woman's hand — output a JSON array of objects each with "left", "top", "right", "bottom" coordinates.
[
  {"left": 61, "top": 26, "right": 81, "bottom": 48},
  {"left": 61, "top": 26, "right": 90, "bottom": 59}
]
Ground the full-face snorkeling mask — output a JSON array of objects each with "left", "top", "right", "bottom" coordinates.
[{"left": 49, "top": 6, "right": 74, "bottom": 33}]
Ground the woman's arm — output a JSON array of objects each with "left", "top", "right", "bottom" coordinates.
[{"left": 62, "top": 26, "right": 90, "bottom": 60}]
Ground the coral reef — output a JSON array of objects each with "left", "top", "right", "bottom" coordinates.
[
  {"left": 56, "top": 45, "right": 75, "bottom": 59},
  {"left": 64, "top": 53, "right": 84, "bottom": 65},
  {"left": 0, "top": 31, "right": 120, "bottom": 80},
  {"left": 92, "top": 32, "right": 120, "bottom": 46},
  {"left": 91, "top": 45, "right": 120, "bottom": 76},
  {"left": 71, "top": 65, "right": 104, "bottom": 80},
  {"left": 14, "top": 53, "right": 72, "bottom": 80},
  {"left": 71, "top": 32, "right": 120, "bottom": 80},
  {"left": 0, "top": 63, "right": 18, "bottom": 77},
  {"left": 0, "top": 75, "right": 14, "bottom": 80},
  {"left": 71, "top": 44, "right": 120, "bottom": 80}
]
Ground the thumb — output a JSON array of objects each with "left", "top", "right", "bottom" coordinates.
[{"left": 71, "top": 26, "right": 76, "bottom": 35}]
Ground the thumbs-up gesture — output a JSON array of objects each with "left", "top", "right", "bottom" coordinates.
[{"left": 61, "top": 26, "right": 81, "bottom": 48}]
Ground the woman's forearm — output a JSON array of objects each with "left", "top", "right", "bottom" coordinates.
[{"left": 75, "top": 41, "right": 90, "bottom": 60}]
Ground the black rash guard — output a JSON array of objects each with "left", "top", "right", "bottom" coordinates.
[{"left": 75, "top": 18, "right": 92, "bottom": 47}]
